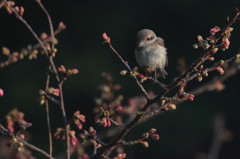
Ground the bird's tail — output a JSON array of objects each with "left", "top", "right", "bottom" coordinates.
[{"left": 157, "top": 68, "right": 168, "bottom": 78}]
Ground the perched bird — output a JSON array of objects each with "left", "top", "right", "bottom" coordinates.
[{"left": 135, "top": 29, "right": 168, "bottom": 79}]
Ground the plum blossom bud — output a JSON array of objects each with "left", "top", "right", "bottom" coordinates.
[
  {"left": 151, "top": 134, "right": 160, "bottom": 140},
  {"left": 114, "top": 153, "right": 126, "bottom": 159},
  {"left": 197, "top": 75, "right": 203, "bottom": 82},
  {"left": 116, "top": 106, "right": 123, "bottom": 112},
  {"left": 2, "top": 47, "right": 10, "bottom": 56},
  {"left": 193, "top": 44, "right": 199, "bottom": 49},
  {"left": 216, "top": 67, "right": 224, "bottom": 75},
  {"left": 48, "top": 87, "right": 60, "bottom": 96},
  {"left": 58, "top": 22, "right": 66, "bottom": 30},
  {"left": 197, "top": 35, "right": 203, "bottom": 41},
  {"left": 219, "top": 60, "right": 224, "bottom": 66},
  {"left": 211, "top": 48, "right": 218, "bottom": 54},
  {"left": 202, "top": 71, "right": 208, "bottom": 77},
  {"left": 19, "top": 6, "right": 24, "bottom": 16},
  {"left": 102, "top": 33, "right": 111, "bottom": 44},
  {"left": 58, "top": 65, "right": 66, "bottom": 73},
  {"left": 222, "top": 38, "right": 230, "bottom": 49},
  {"left": 208, "top": 57, "right": 215, "bottom": 61},
  {"left": 210, "top": 26, "right": 220, "bottom": 35},
  {"left": 120, "top": 70, "right": 127, "bottom": 75},
  {"left": 189, "top": 94, "right": 195, "bottom": 101},
  {"left": 148, "top": 128, "right": 157, "bottom": 134},
  {"left": 167, "top": 103, "right": 176, "bottom": 110},
  {"left": 0, "top": 88, "right": 4, "bottom": 97},
  {"left": 141, "top": 141, "right": 149, "bottom": 148}
]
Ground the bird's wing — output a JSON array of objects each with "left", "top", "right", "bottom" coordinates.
[
  {"left": 156, "top": 37, "right": 165, "bottom": 46},
  {"left": 156, "top": 37, "right": 167, "bottom": 66}
]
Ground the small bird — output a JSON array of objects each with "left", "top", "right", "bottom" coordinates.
[{"left": 135, "top": 29, "right": 168, "bottom": 79}]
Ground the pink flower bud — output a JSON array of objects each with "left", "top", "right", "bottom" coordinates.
[
  {"left": 167, "top": 103, "right": 176, "bottom": 110},
  {"left": 151, "top": 134, "right": 160, "bottom": 140},
  {"left": 116, "top": 106, "right": 123, "bottom": 112},
  {"left": 216, "top": 67, "right": 224, "bottom": 75},
  {"left": 71, "top": 69, "right": 79, "bottom": 74},
  {"left": 102, "top": 33, "right": 110, "bottom": 44},
  {"left": 139, "top": 74, "right": 145, "bottom": 79},
  {"left": 0, "top": 88, "right": 4, "bottom": 97},
  {"left": 148, "top": 128, "right": 157, "bottom": 134},
  {"left": 222, "top": 38, "right": 230, "bottom": 49},
  {"left": 210, "top": 26, "right": 220, "bottom": 35},
  {"left": 189, "top": 94, "right": 195, "bottom": 101},
  {"left": 71, "top": 137, "right": 78, "bottom": 146}
]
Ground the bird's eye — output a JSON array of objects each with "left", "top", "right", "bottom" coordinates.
[{"left": 146, "top": 36, "right": 153, "bottom": 41}]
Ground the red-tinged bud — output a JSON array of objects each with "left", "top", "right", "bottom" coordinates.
[
  {"left": 7, "top": 120, "right": 14, "bottom": 133},
  {"left": 222, "top": 38, "right": 230, "bottom": 49},
  {"left": 71, "top": 69, "right": 79, "bottom": 74},
  {"left": 116, "top": 106, "right": 123, "bottom": 112},
  {"left": 197, "top": 76, "right": 203, "bottom": 82},
  {"left": 102, "top": 33, "right": 110, "bottom": 44},
  {"left": 161, "top": 100, "right": 165, "bottom": 106},
  {"left": 19, "top": 6, "right": 24, "bottom": 16},
  {"left": 71, "top": 137, "right": 78, "bottom": 146},
  {"left": 142, "top": 133, "right": 149, "bottom": 139},
  {"left": 141, "top": 141, "right": 149, "bottom": 148},
  {"left": 107, "top": 119, "right": 111, "bottom": 127},
  {"left": 211, "top": 48, "right": 218, "bottom": 54},
  {"left": 208, "top": 57, "right": 215, "bottom": 61},
  {"left": 193, "top": 44, "right": 199, "bottom": 49},
  {"left": 149, "top": 128, "right": 157, "bottom": 134},
  {"left": 2, "top": 47, "right": 10, "bottom": 56},
  {"left": 0, "top": 88, "right": 4, "bottom": 97},
  {"left": 120, "top": 70, "right": 127, "bottom": 75},
  {"left": 139, "top": 74, "right": 145, "bottom": 79},
  {"left": 48, "top": 87, "right": 60, "bottom": 96},
  {"left": 189, "top": 94, "right": 195, "bottom": 101},
  {"left": 41, "top": 33, "right": 48, "bottom": 40},
  {"left": 167, "top": 103, "right": 176, "bottom": 110},
  {"left": 58, "top": 65, "right": 66, "bottom": 73},
  {"left": 89, "top": 127, "right": 95, "bottom": 134},
  {"left": 210, "top": 26, "right": 220, "bottom": 35},
  {"left": 216, "top": 67, "right": 224, "bottom": 75},
  {"left": 14, "top": 6, "right": 19, "bottom": 12},
  {"left": 202, "top": 71, "right": 208, "bottom": 77},
  {"left": 114, "top": 153, "right": 127, "bottom": 159},
  {"left": 151, "top": 134, "right": 160, "bottom": 140},
  {"left": 197, "top": 35, "right": 203, "bottom": 41},
  {"left": 219, "top": 60, "right": 224, "bottom": 66},
  {"left": 58, "top": 22, "right": 66, "bottom": 30}
]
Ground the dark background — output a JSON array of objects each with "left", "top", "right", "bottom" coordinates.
[{"left": 1, "top": 0, "right": 240, "bottom": 158}]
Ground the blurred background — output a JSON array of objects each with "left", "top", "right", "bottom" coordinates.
[{"left": 1, "top": 0, "right": 240, "bottom": 158}]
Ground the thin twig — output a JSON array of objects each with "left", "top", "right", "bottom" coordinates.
[
  {"left": 108, "top": 44, "right": 150, "bottom": 99},
  {"left": 45, "top": 72, "right": 53, "bottom": 158},
  {"left": 0, "top": 124, "right": 55, "bottom": 159}
]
